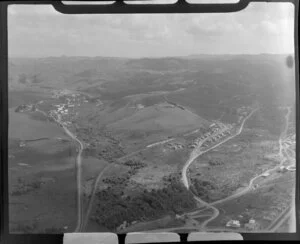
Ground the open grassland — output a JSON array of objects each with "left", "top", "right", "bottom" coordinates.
[
  {"left": 81, "top": 156, "right": 109, "bottom": 213},
  {"left": 9, "top": 108, "right": 66, "bottom": 140},
  {"left": 9, "top": 139, "right": 77, "bottom": 233},
  {"left": 245, "top": 106, "right": 286, "bottom": 137},
  {"left": 107, "top": 103, "right": 209, "bottom": 152},
  {"left": 75, "top": 99, "right": 137, "bottom": 128}
]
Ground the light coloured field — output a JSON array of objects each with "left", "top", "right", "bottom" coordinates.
[
  {"left": 129, "top": 164, "right": 176, "bottom": 190},
  {"left": 9, "top": 108, "right": 66, "bottom": 140},
  {"left": 108, "top": 104, "right": 208, "bottom": 134}
]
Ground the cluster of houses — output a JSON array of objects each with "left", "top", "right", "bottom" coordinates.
[
  {"left": 166, "top": 142, "right": 184, "bottom": 150},
  {"left": 236, "top": 107, "right": 251, "bottom": 122},
  {"left": 19, "top": 141, "right": 26, "bottom": 148},
  {"left": 51, "top": 89, "right": 73, "bottom": 99},
  {"left": 15, "top": 104, "right": 36, "bottom": 113},
  {"left": 49, "top": 92, "right": 89, "bottom": 124},
  {"left": 188, "top": 122, "right": 233, "bottom": 149},
  {"left": 96, "top": 99, "right": 103, "bottom": 107},
  {"left": 116, "top": 220, "right": 138, "bottom": 232},
  {"left": 54, "top": 104, "right": 70, "bottom": 115},
  {"left": 275, "top": 165, "right": 295, "bottom": 173},
  {"left": 226, "top": 218, "right": 257, "bottom": 230}
]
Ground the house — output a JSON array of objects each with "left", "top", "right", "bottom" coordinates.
[
  {"left": 116, "top": 221, "right": 127, "bottom": 232},
  {"left": 245, "top": 219, "right": 257, "bottom": 230},
  {"left": 226, "top": 220, "right": 240, "bottom": 228},
  {"left": 249, "top": 219, "right": 255, "bottom": 224},
  {"left": 137, "top": 104, "right": 144, "bottom": 109},
  {"left": 209, "top": 123, "right": 216, "bottom": 128}
]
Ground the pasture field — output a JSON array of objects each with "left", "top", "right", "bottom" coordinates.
[
  {"left": 107, "top": 103, "right": 209, "bottom": 152},
  {"left": 8, "top": 90, "right": 51, "bottom": 108},
  {"left": 9, "top": 140, "right": 77, "bottom": 233},
  {"left": 207, "top": 171, "right": 295, "bottom": 231}
]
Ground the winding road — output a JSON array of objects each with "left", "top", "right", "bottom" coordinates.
[
  {"left": 37, "top": 108, "right": 86, "bottom": 232},
  {"left": 147, "top": 106, "right": 293, "bottom": 233},
  {"left": 180, "top": 108, "right": 258, "bottom": 230},
  {"left": 182, "top": 108, "right": 258, "bottom": 190},
  {"left": 62, "top": 125, "right": 84, "bottom": 232},
  {"left": 39, "top": 103, "right": 293, "bottom": 233},
  {"left": 47, "top": 112, "right": 85, "bottom": 232},
  {"left": 194, "top": 106, "right": 292, "bottom": 231},
  {"left": 81, "top": 164, "right": 111, "bottom": 231}
]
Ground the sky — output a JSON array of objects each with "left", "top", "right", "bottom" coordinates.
[{"left": 8, "top": 1, "right": 295, "bottom": 58}]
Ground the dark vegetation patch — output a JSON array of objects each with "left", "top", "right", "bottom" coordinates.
[{"left": 93, "top": 175, "right": 196, "bottom": 230}]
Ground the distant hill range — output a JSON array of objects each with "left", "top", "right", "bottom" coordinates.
[{"left": 9, "top": 54, "right": 295, "bottom": 104}]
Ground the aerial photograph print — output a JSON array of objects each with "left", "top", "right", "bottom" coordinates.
[{"left": 7, "top": 1, "right": 296, "bottom": 234}]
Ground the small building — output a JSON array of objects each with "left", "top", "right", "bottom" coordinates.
[
  {"left": 137, "top": 104, "right": 144, "bottom": 109},
  {"left": 245, "top": 219, "right": 257, "bottom": 230},
  {"left": 116, "top": 221, "right": 127, "bottom": 232},
  {"left": 249, "top": 218, "right": 256, "bottom": 224},
  {"left": 175, "top": 214, "right": 183, "bottom": 220},
  {"left": 287, "top": 165, "right": 296, "bottom": 171},
  {"left": 19, "top": 142, "right": 26, "bottom": 148},
  {"left": 262, "top": 172, "right": 270, "bottom": 177}
]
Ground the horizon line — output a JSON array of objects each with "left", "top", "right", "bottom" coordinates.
[{"left": 9, "top": 52, "right": 293, "bottom": 59}]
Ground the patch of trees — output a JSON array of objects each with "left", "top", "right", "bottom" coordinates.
[
  {"left": 31, "top": 74, "right": 42, "bottom": 83},
  {"left": 18, "top": 74, "right": 27, "bottom": 84},
  {"left": 12, "top": 222, "right": 38, "bottom": 233},
  {"left": 103, "top": 176, "right": 128, "bottom": 186},
  {"left": 15, "top": 104, "right": 28, "bottom": 112},
  {"left": 124, "top": 159, "right": 146, "bottom": 170},
  {"left": 43, "top": 227, "right": 66, "bottom": 233},
  {"left": 190, "top": 179, "right": 216, "bottom": 202},
  {"left": 77, "top": 127, "right": 125, "bottom": 162},
  {"left": 97, "top": 145, "right": 125, "bottom": 163},
  {"left": 208, "top": 159, "right": 224, "bottom": 166},
  {"left": 93, "top": 177, "right": 196, "bottom": 230},
  {"left": 102, "top": 160, "right": 146, "bottom": 187},
  {"left": 11, "top": 179, "right": 41, "bottom": 196}
]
